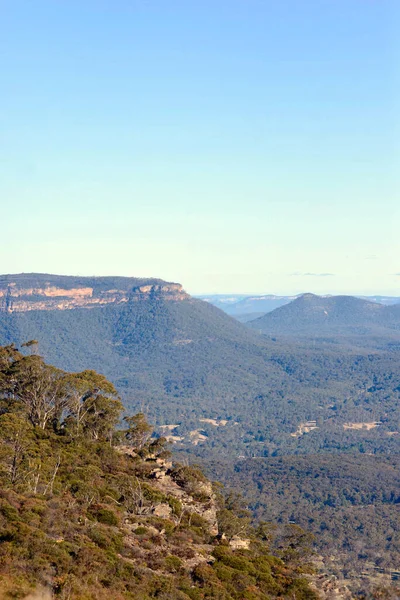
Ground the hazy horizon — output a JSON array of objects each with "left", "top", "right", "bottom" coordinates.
[{"left": 1, "top": 270, "right": 399, "bottom": 298}]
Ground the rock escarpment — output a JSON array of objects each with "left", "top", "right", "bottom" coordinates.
[{"left": 0, "top": 273, "right": 188, "bottom": 312}]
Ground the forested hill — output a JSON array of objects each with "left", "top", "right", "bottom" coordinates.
[
  {"left": 0, "top": 344, "right": 318, "bottom": 599},
  {"left": 0, "top": 278, "right": 272, "bottom": 401},
  {"left": 247, "top": 293, "right": 400, "bottom": 341},
  {"left": 199, "top": 294, "right": 400, "bottom": 319}
]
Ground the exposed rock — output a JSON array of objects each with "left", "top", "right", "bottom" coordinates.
[
  {"left": 229, "top": 536, "right": 250, "bottom": 550},
  {"left": 0, "top": 274, "right": 188, "bottom": 312},
  {"left": 116, "top": 445, "right": 138, "bottom": 458},
  {"left": 119, "top": 447, "right": 219, "bottom": 540},
  {"left": 199, "top": 418, "right": 228, "bottom": 427},
  {"left": 153, "top": 504, "right": 172, "bottom": 518},
  {"left": 343, "top": 421, "right": 381, "bottom": 431},
  {"left": 184, "top": 551, "right": 215, "bottom": 570},
  {"left": 196, "top": 481, "right": 213, "bottom": 497},
  {"left": 307, "top": 573, "right": 354, "bottom": 599},
  {"left": 155, "top": 457, "right": 173, "bottom": 469}
]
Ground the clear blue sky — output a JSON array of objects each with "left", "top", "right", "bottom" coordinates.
[{"left": 1, "top": 0, "right": 399, "bottom": 294}]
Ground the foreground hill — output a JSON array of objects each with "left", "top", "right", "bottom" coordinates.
[{"left": 0, "top": 345, "right": 317, "bottom": 600}]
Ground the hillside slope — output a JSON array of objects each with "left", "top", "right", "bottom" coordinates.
[
  {"left": 248, "top": 293, "right": 400, "bottom": 344},
  {"left": 0, "top": 345, "right": 318, "bottom": 600}
]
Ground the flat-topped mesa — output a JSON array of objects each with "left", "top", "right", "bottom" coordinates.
[
  {"left": 130, "top": 283, "right": 188, "bottom": 301},
  {"left": 0, "top": 274, "right": 189, "bottom": 312}
]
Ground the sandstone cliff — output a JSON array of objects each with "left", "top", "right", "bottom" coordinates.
[{"left": 0, "top": 273, "right": 188, "bottom": 312}]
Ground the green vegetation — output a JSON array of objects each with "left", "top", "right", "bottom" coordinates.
[
  {"left": 0, "top": 343, "right": 318, "bottom": 599},
  {"left": 205, "top": 453, "right": 400, "bottom": 598},
  {"left": 247, "top": 293, "right": 400, "bottom": 341}
]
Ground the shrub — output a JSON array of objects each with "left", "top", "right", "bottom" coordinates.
[
  {"left": 164, "top": 555, "right": 182, "bottom": 573},
  {"left": 193, "top": 563, "right": 220, "bottom": 585},
  {"left": 134, "top": 526, "right": 148, "bottom": 535},
  {"left": 89, "top": 506, "right": 119, "bottom": 526},
  {"left": 147, "top": 516, "right": 175, "bottom": 536},
  {"left": 167, "top": 495, "right": 183, "bottom": 517},
  {"left": 213, "top": 562, "right": 234, "bottom": 582},
  {"left": 0, "top": 500, "right": 19, "bottom": 522},
  {"left": 178, "top": 586, "right": 203, "bottom": 600},
  {"left": 141, "top": 483, "right": 167, "bottom": 504},
  {"left": 213, "top": 545, "right": 256, "bottom": 575},
  {"left": 171, "top": 465, "right": 209, "bottom": 498},
  {"left": 88, "top": 525, "right": 123, "bottom": 553},
  {"left": 173, "top": 545, "right": 196, "bottom": 560}
]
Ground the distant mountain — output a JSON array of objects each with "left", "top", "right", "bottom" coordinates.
[
  {"left": 359, "top": 295, "right": 400, "bottom": 306},
  {"left": 199, "top": 293, "right": 400, "bottom": 319},
  {"left": 195, "top": 294, "right": 251, "bottom": 311},
  {"left": 197, "top": 294, "right": 297, "bottom": 315},
  {"left": 247, "top": 293, "right": 400, "bottom": 341}
]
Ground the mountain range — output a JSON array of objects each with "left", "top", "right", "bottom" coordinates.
[
  {"left": 197, "top": 294, "right": 297, "bottom": 317},
  {"left": 199, "top": 292, "right": 400, "bottom": 321},
  {"left": 0, "top": 273, "right": 399, "bottom": 460}
]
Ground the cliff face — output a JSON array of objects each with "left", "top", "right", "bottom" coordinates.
[{"left": 0, "top": 274, "right": 188, "bottom": 312}]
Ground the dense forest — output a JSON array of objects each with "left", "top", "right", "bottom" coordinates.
[
  {"left": 0, "top": 343, "right": 319, "bottom": 599},
  {"left": 201, "top": 453, "right": 400, "bottom": 597}
]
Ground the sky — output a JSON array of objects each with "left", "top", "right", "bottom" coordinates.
[{"left": 1, "top": 0, "right": 399, "bottom": 295}]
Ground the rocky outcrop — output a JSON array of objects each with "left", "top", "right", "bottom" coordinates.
[
  {"left": 307, "top": 573, "right": 354, "bottom": 599},
  {"left": 229, "top": 535, "right": 250, "bottom": 550},
  {"left": 148, "top": 459, "right": 219, "bottom": 537},
  {"left": 0, "top": 274, "right": 188, "bottom": 312},
  {"left": 117, "top": 451, "right": 219, "bottom": 574}
]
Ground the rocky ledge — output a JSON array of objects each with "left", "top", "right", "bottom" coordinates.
[{"left": 0, "top": 274, "right": 189, "bottom": 312}]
